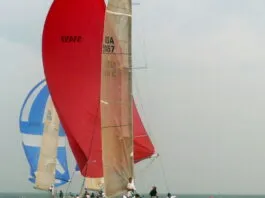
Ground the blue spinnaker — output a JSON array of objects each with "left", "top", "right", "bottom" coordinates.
[{"left": 19, "top": 80, "right": 70, "bottom": 187}]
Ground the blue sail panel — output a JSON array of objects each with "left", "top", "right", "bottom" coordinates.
[
  {"left": 22, "top": 144, "right": 40, "bottom": 182},
  {"left": 19, "top": 79, "right": 70, "bottom": 187},
  {"left": 75, "top": 164, "right": 80, "bottom": 171}
]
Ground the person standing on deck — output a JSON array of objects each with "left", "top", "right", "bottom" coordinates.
[
  {"left": 149, "top": 186, "right": 157, "bottom": 198},
  {"left": 83, "top": 190, "right": 89, "bottom": 198},
  {"left": 59, "top": 190, "right": 64, "bottom": 198},
  {"left": 86, "top": 193, "right": 91, "bottom": 198},
  {"left": 126, "top": 177, "right": 136, "bottom": 198},
  {"left": 49, "top": 184, "right": 56, "bottom": 198},
  {"left": 166, "top": 193, "right": 176, "bottom": 198},
  {"left": 135, "top": 194, "right": 140, "bottom": 198}
]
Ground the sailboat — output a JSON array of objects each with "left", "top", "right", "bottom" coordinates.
[
  {"left": 42, "top": 0, "right": 157, "bottom": 197},
  {"left": 19, "top": 80, "right": 70, "bottom": 190}
]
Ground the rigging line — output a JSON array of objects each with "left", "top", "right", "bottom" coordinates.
[
  {"left": 133, "top": 4, "right": 159, "bottom": 158},
  {"left": 137, "top": 156, "right": 157, "bottom": 175},
  {"left": 132, "top": 66, "right": 148, "bottom": 70},
  {"left": 158, "top": 156, "right": 170, "bottom": 192},
  {"left": 135, "top": 155, "right": 159, "bottom": 191},
  {"left": 133, "top": 75, "right": 153, "bottom": 143},
  {"left": 133, "top": 58, "right": 170, "bottom": 193},
  {"left": 79, "top": 177, "right": 86, "bottom": 196},
  {"left": 79, "top": 103, "right": 101, "bottom": 195},
  {"left": 84, "top": 102, "right": 100, "bottom": 176},
  {"left": 64, "top": 169, "right": 76, "bottom": 197},
  {"left": 139, "top": 4, "right": 148, "bottom": 70},
  {"left": 64, "top": 140, "right": 78, "bottom": 196},
  {"left": 132, "top": 0, "right": 148, "bottom": 70},
  {"left": 136, "top": 158, "right": 155, "bottom": 191}
]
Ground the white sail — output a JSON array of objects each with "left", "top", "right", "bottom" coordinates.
[
  {"left": 101, "top": 0, "right": 133, "bottom": 197},
  {"left": 85, "top": 177, "right": 104, "bottom": 191},
  {"left": 35, "top": 98, "right": 60, "bottom": 190}
]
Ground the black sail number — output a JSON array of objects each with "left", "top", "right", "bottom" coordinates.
[
  {"left": 103, "top": 44, "right": 115, "bottom": 53},
  {"left": 103, "top": 36, "right": 115, "bottom": 53}
]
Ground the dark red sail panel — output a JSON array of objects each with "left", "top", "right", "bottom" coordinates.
[
  {"left": 42, "top": 0, "right": 155, "bottom": 178},
  {"left": 133, "top": 101, "right": 155, "bottom": 162},
  {"left": 42, "top": 0, "right": 105, "bottom": 177}
]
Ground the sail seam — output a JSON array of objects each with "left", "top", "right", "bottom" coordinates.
[
  {"left": 106, "top": 10, "right": 131, "bottom": 17},
  {"left": 134, "top": 135, "right": 147, "bottom": 138},
  {"left": 102, "top": 124, "right": 131, "bottom": 129}
]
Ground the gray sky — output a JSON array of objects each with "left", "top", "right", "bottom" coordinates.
[{"left": 1, "top": 0, "right": 265, "bottom": 194}]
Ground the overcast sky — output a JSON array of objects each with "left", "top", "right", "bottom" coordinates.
[{"left": 2, "top": 0, "right": 265, "bottom": 194}]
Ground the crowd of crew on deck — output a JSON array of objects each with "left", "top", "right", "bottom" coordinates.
[
  {"left": 125, "top": 177, "right": 174, "bottom": 198},
  {"left": 50, "top": 177, "right": 175, "bottom": 198}
]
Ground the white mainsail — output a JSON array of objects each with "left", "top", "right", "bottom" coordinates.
[
  {"left": 101, "top": 0, "right": 133, "bottom": 197},
  {"left": 35, "top": 98, "right": 60, "bottom": 190}
]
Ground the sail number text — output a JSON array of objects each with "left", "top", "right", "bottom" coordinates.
[{"left": 103, "top": 36, "right": 115, "bottom": 53}]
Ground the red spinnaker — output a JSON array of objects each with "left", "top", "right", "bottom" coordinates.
[{"left": 42, "top": 0, "right": 155, "bottom": 178}]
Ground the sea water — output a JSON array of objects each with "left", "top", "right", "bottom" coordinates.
[
  {"left": 0, "top": 192, "right": 50, "bottom": 198},
  {"left": 1, "top": 193, "right": 265, "bottom": 198}
]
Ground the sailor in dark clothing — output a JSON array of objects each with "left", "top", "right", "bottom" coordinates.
[
  {"left": 59, "top": 190, "right": 64, "bottom": 198},
  {"left": 149, "top": 186, "right": 157, "bottom": 198},
  {"left": 135, "top": 194, "right": 140, "bottom": 198}
]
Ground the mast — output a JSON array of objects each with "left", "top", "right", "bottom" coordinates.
[{"left": 101, "top": 0, "right": 133, "bottom": 197}]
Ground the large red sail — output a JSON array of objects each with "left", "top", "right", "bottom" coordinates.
[
  {"left": 42, "top": 0, "right": 105, "bottom": 177},
  {"left": 42, "top": 0, "right": 154, "bottom": 178}
]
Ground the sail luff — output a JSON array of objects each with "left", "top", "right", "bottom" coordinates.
[
  {"left": 35, "top": 98, "right": 59, "bottom": 190},
  {"left": 101, "top": 0, "right": 133, "bottom": 197}
]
